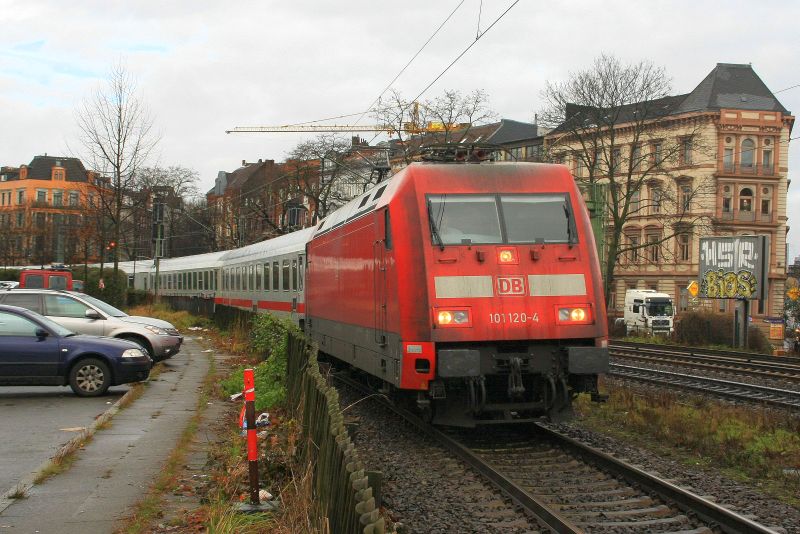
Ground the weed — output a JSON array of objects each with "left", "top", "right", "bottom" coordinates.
[
  {"left": 575, "top": 383, "right": 800, "bottom": 505},
  {"left": 8, "top": 484, "right": 27, "bottom": 499}
]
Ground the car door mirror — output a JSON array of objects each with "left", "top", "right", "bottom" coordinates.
[
  {"left": 35, "top": 328, "right": 49, "bottom": 339},
  {"left": 85, "top": 309, "right": 101, "bottom": 320}
]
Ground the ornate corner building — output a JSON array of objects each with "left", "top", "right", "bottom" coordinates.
[{"left": 543, "top": 63, "right": 794, "bottom": 328}]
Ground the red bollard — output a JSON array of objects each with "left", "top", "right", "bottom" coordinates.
[{"left": 243, "top": 368, "right": 260, "bottom": 505}]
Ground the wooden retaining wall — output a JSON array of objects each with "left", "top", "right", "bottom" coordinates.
[{"left": 286, "top": 332, "right": 395, "bottom": 534}]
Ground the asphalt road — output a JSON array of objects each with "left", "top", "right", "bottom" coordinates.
[{"left": 0, "top": 385, "right": 127, "bottom": 494}]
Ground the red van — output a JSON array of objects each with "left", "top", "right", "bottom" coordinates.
[{"left": 19, "top": 267, "right": 73, "bottom": 290}]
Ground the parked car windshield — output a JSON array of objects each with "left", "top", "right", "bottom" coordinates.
[
  {"left": 29, "top": 312, "right": 75, "bottom": 337},
  {"left": 73, "top": 293, "right": 128, "bottom": 317}
]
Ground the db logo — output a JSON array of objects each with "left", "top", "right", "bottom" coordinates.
[{"left": 496, "top": 276, "right": 525, "bottom": 296}]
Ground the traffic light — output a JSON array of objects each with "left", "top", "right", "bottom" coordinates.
[{"left": 106, "top": 241, "right": 116, "bottom": 251}]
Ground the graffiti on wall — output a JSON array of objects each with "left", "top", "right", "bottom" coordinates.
[
  {"left": 698, "top": 236, "right": 768, "bottom": 300},
  {"left": 700, "top": 269, "right": 757, "bottom": 299}
]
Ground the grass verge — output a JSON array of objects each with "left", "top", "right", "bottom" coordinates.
[
  {"left": 575, "top": 382, "right": 800, "bottom": 506},
  {"left": 117, "top": 354, "right": 217, "bottom": 534}
]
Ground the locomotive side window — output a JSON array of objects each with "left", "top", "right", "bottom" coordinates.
[
  {"left": 428, "top": 195, "right": 502, "bottom": 245},
  {"left": 282, "top": 260, "right": 290, "bottom": 291},
  {"left": 501, "top": 194, "right": 574, "bottom": 244},
  {"left": 384, "top": 209, "right": 392, "bottom": 249},
  {"left": 272, "top": 262, "right": 279, "bottom": 290}
]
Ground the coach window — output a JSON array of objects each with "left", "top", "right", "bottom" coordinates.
[
  {"left": 264, "top": 264, "right": 270, "bottom": 291},
  {"left": 256, "top": 264, "right": 262, "bottom": 290},
  {"left": 272, "top": 262, "right": 279, "bottom": 290},
  {"left": 282, "top": 260, "right": 290, "bottom": 291},
  {"left": 292, "top": 259, "right": 298, "bottom": 290},
  {"left": 245, "top": 266, "right": 250, "bottom": 291},
  {"left": 193, "top": 271, "right": 198, "bottom": 290},
  {"left": 298, "top": 255, "right": 304, "bottom": 290},
  {"left": 250, "top": 265, "right": 255, "bottom": 290}
]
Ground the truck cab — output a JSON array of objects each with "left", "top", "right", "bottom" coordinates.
[
  {"left": 623, "top": 289, "right": 675, "bottom": 336},
  {"left": 19, "top": 266, "right": 74, "bottom": 291}
]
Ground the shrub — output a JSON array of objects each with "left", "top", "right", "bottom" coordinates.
[
  {"left": 0, "top": 269, "right": 20, "bottom": 282},
  {"left": 221, "top": 313, "right": 300, "bottom": 411},
  {"left": 126, "top": 289, "right": 151, "bottom": 307}
]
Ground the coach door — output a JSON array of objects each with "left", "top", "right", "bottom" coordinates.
[{"left": 373, "top": 209, "right": 388, "bottom": 346}]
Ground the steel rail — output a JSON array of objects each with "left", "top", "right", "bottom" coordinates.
[
  {"left": 611, "top": 341, "right": 800, "bottom": 366},
  {"left": 332, "top": 373, "right": 582, "bottom": 533},
  {"left": 610, "top": 348, "right": 800, "bottom": 381},
  {"left": 332, "top": 371, "right": 781, "bottom": 533},
  {"left": 532, "top": 423, "right": 780, "bottom": 534},
  {"left": 609, "top": 363, "right": 800, "bottom": 409}
]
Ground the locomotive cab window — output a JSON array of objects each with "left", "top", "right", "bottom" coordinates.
[
  {"left": 501, "top": 194, "right": 574, "bottom": 244},
  {"left": 428, "top": 195, "right": 502, "bottom": 245},
  {"left": 427, "top": 193, "right": 576, "bottom": 245}
]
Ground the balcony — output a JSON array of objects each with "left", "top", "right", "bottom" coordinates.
[
  {"left": 721, "top": 163, "right": 774, "bottom": 176},
  {"left": 717, "top": 210, "right": 773, "bottom": 224}
]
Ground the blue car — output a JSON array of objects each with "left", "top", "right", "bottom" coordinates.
[{"left": 0, "top": 304, "right": 152, "bottom": 396}]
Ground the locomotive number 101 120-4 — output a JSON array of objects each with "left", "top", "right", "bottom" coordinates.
[{"left": 488, "top": 312, "right": 540, "bottom": 324}]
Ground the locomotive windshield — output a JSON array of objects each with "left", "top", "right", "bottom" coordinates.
[{"left": 427, "top": 193, "right": 575, "bottom": 245}]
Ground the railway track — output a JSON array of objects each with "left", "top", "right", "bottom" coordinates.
[
  {"left": 609, "top": 363, "right": 800, "bottom": 409},
  {"left": 333, "top": 372, "right": 781, "bottom": 533},
  {"left": 610, "top": 342, "right": 800, "bottom": 384}
]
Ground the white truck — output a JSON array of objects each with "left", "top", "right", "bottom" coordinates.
[{"left": 623, "top": 289, "right": 675, "bottom": 336}]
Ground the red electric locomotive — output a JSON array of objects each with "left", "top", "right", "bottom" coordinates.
[{"left": 306, "top": 160, "right": 608, "bottom": 426}]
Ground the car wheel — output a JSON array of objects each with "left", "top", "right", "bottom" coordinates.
[
  {"left": 120, "top": 336, "right": 153, "bottom": 359},
  {"left": 69, "top": 358, "right": 111, "bottom": 397}
]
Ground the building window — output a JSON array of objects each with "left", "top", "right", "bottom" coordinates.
[
  {"left": 628, "top": 235, "right": 640, "bottom": 264},
  {"left": 650, "top": 186, "right": 662, "bottom": 214},
  {"left": 646, "top": 233, "right": 660, "bottom": 263},
  {"left": 17, "top": 190, "right": 24, "bottom": 204},
  {"left": 723, "top": 148, "right": 734, "bottom": 171},
  {"left": 53, "top": 191, "right": 63, "bottom": 207},
  {"left": 679, "top": 184, "right": 691, "bottom": 212},
  {"left": 681, "top": 137, "right": 692, "bottom": 165},
  {"left": 574, "top": 154, "right": 585, "bottom": 177},
  {"left": 739, "top": 188, "right": 753, "bottom": 212},
  {"left": 741, "top": 139, "right": 755, "bottom": 168},
  {"left": 630, "top": 189, "right": 640, "bottom": 214},
  {"left": 761, "top": 197, "right": 771, "bottom": 221},
  {"left": 631, "top": 144, "right": 642, "bottom": 172},
  {"left": 37, "top": 190, "right": 46, "bottom": 204},
  {"left": 722, "top": 197, "right": 732, "bottom": 213},
  {"left": 678, "top": 232, "right": 691, "bottom": 262},
  {"left": 16, "top": 212, "right": 23, "bottom": 227},
  {"left": 526, "top": 145, "right": 540, "bottom": 161},
  {"left": 652, "top": 142, "right": 663, "bottom": 166},
  {"left": 69, "top": 192, "right": 79, "bottom": 206},
  {"left": 611, "top": 148, "right": 621, "bottom": 174},
  {"left": 762, "top": 148, "right": 773, "bottom": 173}
]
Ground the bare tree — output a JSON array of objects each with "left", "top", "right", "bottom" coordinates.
[
  {"left": 75, "top": 64, "right": 158, "bottom": 288},
  {"left": 285, "top": 134, "right": 382, "bottom": 224},
  {"left": 540, "top": 54, "right": 714, "bottom": 305},
  {"left": 374, "top": 89, "right": 496, "bottom": 165}
]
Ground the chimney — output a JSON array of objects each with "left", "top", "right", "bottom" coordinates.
[
  {"left": 20, "top": 166, "right": 28, "bottom": 180},
  {"left": 242, "top": 160, "right": 247, "bottom": 167}
]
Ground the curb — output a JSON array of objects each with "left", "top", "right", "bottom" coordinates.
[{"left": 0, "top": 384, "right": 141, "bottom": 515}]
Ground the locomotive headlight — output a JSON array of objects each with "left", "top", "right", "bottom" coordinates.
[
  {"left": 557, "top": 306, "right": 592, "bottom": 324},
  {"left": 435, "top": 308, "right": 471, "bottom": 327},
  {"left": 497, "top": 247, "right": 519, "bottom": 264}
]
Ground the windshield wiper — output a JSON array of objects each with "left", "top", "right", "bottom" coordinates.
[
  {"left": 427, "top": 201, "right": 445, "bottom": 251},
  {"left": 563, "top": 205, "right": 574, "bottom": 248}
]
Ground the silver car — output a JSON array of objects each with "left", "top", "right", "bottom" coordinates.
[{"left": 0, "top": 289, "right": 183, "bottom": 361}]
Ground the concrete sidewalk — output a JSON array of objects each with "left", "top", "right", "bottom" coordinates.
[{"left": 0, "top": 338, "right": 211, "bottom": 533}]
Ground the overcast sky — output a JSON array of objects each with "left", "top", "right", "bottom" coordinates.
[{"left": 1, "top": 0, "right": 798, "bottom": 254}]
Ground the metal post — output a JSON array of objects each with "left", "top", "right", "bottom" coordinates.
[
  {"left": 154, "top": 256, "right": 160, "bottom": 304},
  {"left": 243, "top": 368, "right": 259, "bottom": 505}
]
